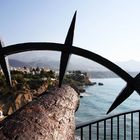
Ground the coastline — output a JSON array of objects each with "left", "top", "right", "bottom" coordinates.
[{"left": 76, "top": 78, "right": 140, "bottom": 124}]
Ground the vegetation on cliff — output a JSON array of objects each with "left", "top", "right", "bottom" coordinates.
[
  {"left": 0, "top": 68, "right": 57, "bottom": 116},
  {"left": 63, "top": 70, "right": 94, "bottom": 93},
  {"left": 0, "top": 68, "right": 92, "bottom": 117}
]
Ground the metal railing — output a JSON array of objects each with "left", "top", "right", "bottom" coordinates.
[
  {"left": 0, "top": 12, "right": 140, "bottom": 114},
  {"left": 76, "top": 109, "right": 140, "bottom": 140},
  {"left": 0, "top": 12, "right": 140, "bottom": 140}
]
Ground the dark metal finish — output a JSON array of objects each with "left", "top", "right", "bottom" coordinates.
[
  {"left": 97, "top": 122, "right": 99, "bottom": 140},
  {"left": 107, "top": 73, "right": 140, "bottom": 114},
  {"left": 59, "top": 11, "right": 76, "bottom": 87},
  {"left": 139, "top": 111, "right": 140, "bottom": 140},
  {"left": 131, "top": 113, "right": 133, "bottom": 140},
  {"left": 124, "top": 114, "right": 126, "bottom": 140},
  {"left": 81, "top": 127, "right": 83, "bottom": 140},
  {"left": 76, "top": 110, "right": 140, "bottom": 140},
  {"left": 0, "top": 41, "right": 11, "bottom": 86},
  {"left": 107, "top": 85, "right": 134, "bottom": 114},
  {"left": 117, "top": 116, "right": 119, "bottom": 140},
  {"left": 0, "top": 12, "right": 139, "bottom": 114},
  {"left": 2, "top": 42, "right": 139, "bottom": 113},
  {"left": 104, "top": 120, "right": 106, "bottom": 140},
  {"left": 2, "top": 43, "right": 133, "bottom": 83},
  {"left": 89, "top": 124, "right": 91, "bottom": 140},
  {"left": 111, "top": 118, "right": 113, "bottom": 140}
]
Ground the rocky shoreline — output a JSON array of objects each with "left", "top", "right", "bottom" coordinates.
[
  {"left": 0, "top": 69, "right": 104, "bottom": 120},
  {"left": 63, "top": 71, "right": 95, "bottom": 94}
]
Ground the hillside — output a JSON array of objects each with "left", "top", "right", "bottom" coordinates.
[
  {"left": 9, "top": 53, "right": 140, "bottom": 71},
  {"left": 8, "top": 58, "right": 139, "bottom": 79}
]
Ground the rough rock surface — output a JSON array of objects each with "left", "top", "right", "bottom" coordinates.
[
  {"left": 32, "top": 82, "right": 48, "bottom": 97},
  {"left": 0, "top": 82, "right": 49, "bottom": 116},
  {"left": 0, "top": 89, "right": 33, "bottom": 116},
  {"left": 0, "top": 85, "right": 79, "bottom": 140}
]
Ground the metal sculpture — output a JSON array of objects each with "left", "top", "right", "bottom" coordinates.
[{"left": 0, "top": 12, "right": 139, "bottom": 114}]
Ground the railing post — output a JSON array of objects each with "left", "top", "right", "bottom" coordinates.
[
  {"left": 81, "top": 127, "right": 83, "bottom": 140},
  {"left": 76, "top": 110, "right": 140, "bottom": 140},
  {"left": 111, "top": 118, "right": 113, "bottom": 140},
  {"left": 89, "top": 124, "right": 92, "bottom": 140},
  {"left": 117, "top": 116, "right": 119, "bottom": 140},
  {"left": 131, "top": 113, "right": 133, "bottom": 140},
  {"left": 124, "top": 114, "right": 126, "bottom": 140},
  {"left": 139, "top": 111, "right": 140, "bottom": 140},
  {"left": 97, "top": 122, "right": 99, "bottom": 140},
  {"left": 104, "top": 120, "right": 106, "bottom": 140}
]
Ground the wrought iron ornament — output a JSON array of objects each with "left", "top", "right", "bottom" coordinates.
[{"left": 0, "top": 12, "right": 139, "bottom": 114}]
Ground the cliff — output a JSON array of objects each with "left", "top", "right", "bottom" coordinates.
[
  {"left": 0, "top": 82, "right": 49, "bottom": 116},
  {"left": 0, "top": 85, "right": 79, "bottom": 140}
]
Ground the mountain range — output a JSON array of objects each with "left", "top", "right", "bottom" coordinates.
[{"left": 8, "top": 57, "right": 140, "bottom": 72}]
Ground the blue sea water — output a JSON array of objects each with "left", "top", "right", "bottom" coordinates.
[
  {"left": 75, "top": 78, "right": 140, "bottom": 139},
  {"left": 75, "top": 78, "right": 140, "bottom": 124}
]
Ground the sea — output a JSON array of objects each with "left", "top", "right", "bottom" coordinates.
[{"left": 75, "top": 78, "right": 140, "bottom": 140}]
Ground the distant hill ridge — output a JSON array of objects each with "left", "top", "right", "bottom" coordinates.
[
  {"left": 8, "top": 58, "right": 139, "bottom": 79},
  {"left": 8, "top": 58, "right": 140, "bottom": 72},
  {"left": 7, "top": 59, "right": 139, "bottom": 78},
  {"left": 9, "top": 59, "right": 31, "bottom": 67}
]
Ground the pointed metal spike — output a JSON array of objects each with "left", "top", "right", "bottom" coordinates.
[
  {"left": 134, "top": 73, "right": 140, "bottom": 94},
  {"left": 0, "top": 41, "right": 12, "bottom": 87},
  {"left": 107, "top": 85, "right": 134, "bottom": 114},
  {"left": 59, "top": 53, "right": 71, "bottom": 87},
  {"left": 65, "top": 11, "right": 77, "bottom": 45},
  {"left": 59, "top": 12, "right": 77, "bottom": 87}
]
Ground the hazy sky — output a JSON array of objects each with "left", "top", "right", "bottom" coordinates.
[{"left": 0, "top": 0, "right": 140, "bottom": 62}]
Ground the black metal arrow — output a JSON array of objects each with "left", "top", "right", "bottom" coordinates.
[
  {"left": 107, "top": 73, "right": 140, "bottom": 114},
  {"left": 0, "top": 40, "right": 12, "bottom": 87},
  {"left": 59, "top": 11, "right": 77, "bottom": 87}
]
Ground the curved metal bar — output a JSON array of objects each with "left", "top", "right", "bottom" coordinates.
[
  {"left": 3, "top": 43, "right": 63, "bottom": 55},
  {"left": 3, "top": 43, "right": 133, "bottom": 83},
  {"left": 2, "top": 42, "right": 137, "bottom": 113},
  {"left": 71, "top": 47, "right": 133, "bottom": 83},
  {"left": 0, "top": 12, "right": 138, "bottom": 115}
]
